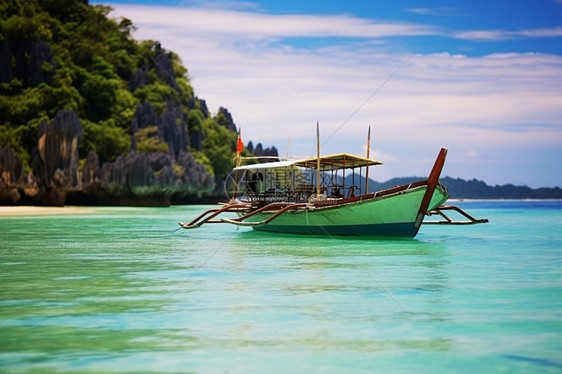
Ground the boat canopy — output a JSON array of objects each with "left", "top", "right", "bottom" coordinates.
[
  {"left": 295, "top": 153, "right": 383, "bottom": 171},
  {"left": 233, "top": 153, "right": 382, "bottom": 171},
  {"left": 233, "top": 159, "right": 297, "bottom": 171}
]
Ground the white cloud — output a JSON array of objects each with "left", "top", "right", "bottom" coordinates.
[
  {"left": 182, "top": 0, "right": 262, "bottom": 11},
  {"left": 455, "top": 26, "right": 562, "bottom": 41},
  {"left": 104, "top": 3, "right": 562, "bottom": 187},
  {"left": 406, "top": 7, "right": 467, "bottom": 17},
  {"left": 454, "top": 30, "right": 509, "bottom": 41},
  {"left": 111, "top": 4, "right": 438, "bottom": 41},
  {"left": 518, "top": 26, "right": 562, "bottom": 37}
]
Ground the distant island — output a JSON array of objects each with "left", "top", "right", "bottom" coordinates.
[
  {"left": 1, "top": 1, "right": 560, "bottom": 206},
  {"left": 366, "top": 176, "right": 562, "bottom": 200}
]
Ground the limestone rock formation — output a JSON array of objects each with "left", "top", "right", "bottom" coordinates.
[
  {"left": 131, "top": 101, "right": 189, "bottom": 157},
  {"left": 0, "top": 145, "right": 24, "bottom": 204},
  {"left": 24, "top": 110, "right": 83, "bottom": 205},
  {"left": 217, "top": 107, "right": 237, "bottom": 132},
  {"left": 88, "top": 150, "right": 213, "bottom": 205},
  {"left": 81, "top": 150, "right": 99, "bottom": 187},
  {"left": 246, "top": 141, "right": 279, "bottom": 163}
]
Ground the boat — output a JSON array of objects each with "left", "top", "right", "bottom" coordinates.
[{"left": 179, "top": 127, "right": 487, "bottom": 237}]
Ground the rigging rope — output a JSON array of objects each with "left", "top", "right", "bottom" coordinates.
[{"left": 321, "top": 54, "right": 413, "bottom": 148}]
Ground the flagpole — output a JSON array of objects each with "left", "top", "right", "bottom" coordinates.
[
  {"left": 365, "top": 125, "right": 371, "bottom": 194},
  {"left": 316, "top": 122, "right": 321, "bottom": 197},
  {"left": 233, "top": 128, "right": 242, "bottom": 200}
]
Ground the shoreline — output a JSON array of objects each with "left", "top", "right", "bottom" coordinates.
[
  {"left": 2, "top": 199, "right": 561, "bottom": 217},
  {"left": 0, "top": 206, "right": 92, "bottom": 217}
]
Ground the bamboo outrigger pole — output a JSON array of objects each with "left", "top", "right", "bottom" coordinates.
[
  {"left": 316, "top": 122, "right": 321, "bottom": 196},
  {"left": 365, "top": 125, "right": 371, "bottom": 194}
]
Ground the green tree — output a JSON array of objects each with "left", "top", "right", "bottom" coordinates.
[{"left": 0, "top": 0, "right": 243, "bottom": 193}]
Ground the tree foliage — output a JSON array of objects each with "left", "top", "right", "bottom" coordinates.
[
  {"left": 0, "top": 0, "right": 240, "bottom": 179},
  {"left": 201, "top": 116, "right": 241, "bottom": 180}
]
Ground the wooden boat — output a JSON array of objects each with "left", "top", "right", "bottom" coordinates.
[{"left": 179, "top": 129, "right": 487, "bottom": 237}]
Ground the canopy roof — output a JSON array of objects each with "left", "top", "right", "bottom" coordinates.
[
  {"left": 234, "top": 153, "right": 382, "bottom": 171},
  {"left": 295, "top": 153, "right": 383, "bottom": 170},
  {"left": 234, "top": 159, "right": 296, "bottom": 171}
]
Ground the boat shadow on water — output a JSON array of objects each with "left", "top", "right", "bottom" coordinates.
[{"left": 230, "top": 227, "right": 451, "bottom": 257}]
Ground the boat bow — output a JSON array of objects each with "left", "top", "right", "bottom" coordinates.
[{"left": 413, "top": 148, "right": 448, "bottom": 234}]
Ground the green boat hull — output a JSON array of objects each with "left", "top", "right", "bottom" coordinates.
[{"left": 241, "top": 185, "right": 449, "bottom": 237}]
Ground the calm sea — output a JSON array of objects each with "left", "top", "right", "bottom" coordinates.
[{"left": 1, "top": 200, "right": 561, "bottom": 373}]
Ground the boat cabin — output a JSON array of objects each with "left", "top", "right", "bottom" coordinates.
[{"left": 233, "top": 153, "right": 383, "bottom": 204}]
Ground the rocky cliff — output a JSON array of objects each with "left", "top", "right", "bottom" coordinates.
[
  {"left": 0, "top": 145, "right": 23, "bottom": 204},
  {"left": 0, "top": 0, "right": 277, "bottom": 206}
]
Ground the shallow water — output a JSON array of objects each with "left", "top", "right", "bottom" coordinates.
[{"left": 1, "top": 201, "right": 561, "bottom": 373}]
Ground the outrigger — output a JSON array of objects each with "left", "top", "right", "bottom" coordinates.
[{"left": 179, "top": 126, "right": 487, "bottom": 237}]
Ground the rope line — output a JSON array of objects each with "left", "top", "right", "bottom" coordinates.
[{"left": 322, "top": 54, "right": 413, "bottom": 148}]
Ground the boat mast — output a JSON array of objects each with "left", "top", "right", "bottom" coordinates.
[
  {"left": 316, "top": 122, "right": 321, "bottom": 196},
  {"left": 233, "top": 128, "right": 243, "bottom": 200},
  {"left": 285, "top": 136, "right": 291, "bottom": 159},
  {"left": 365, "top": 125, "right": 371, "bottom": 194}
]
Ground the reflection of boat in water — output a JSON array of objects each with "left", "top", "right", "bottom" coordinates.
[{"left": 180, "top": 128, "right": 487, "bottom": 238}]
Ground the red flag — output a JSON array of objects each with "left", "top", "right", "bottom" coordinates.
[{"left": 237, "top": 134, "right": 243, "bottom": 154}]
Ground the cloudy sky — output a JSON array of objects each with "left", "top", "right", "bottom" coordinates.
[{"left": 95, "top": 0, "right": 562, "bottom": 187}]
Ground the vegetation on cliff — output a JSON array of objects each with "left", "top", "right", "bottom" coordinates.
[{"left": 0, "top": 0, "right": 277, "bottom": 205}]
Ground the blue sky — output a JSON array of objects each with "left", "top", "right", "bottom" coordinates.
[{"left": 95, "top": 0, "right": 562, "bottom": 187}]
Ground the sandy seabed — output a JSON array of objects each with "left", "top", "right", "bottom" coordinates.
[{"left": 0, "top": 206, "right": 91, "bottom": 217}]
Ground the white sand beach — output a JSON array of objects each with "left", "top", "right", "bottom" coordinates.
[{"left": 0, "top": 206, "right": 91, "bottom": 217}]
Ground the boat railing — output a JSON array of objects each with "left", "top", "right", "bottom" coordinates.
[
  {"left": 355, "top": 180, "right": 434, "bottom": 202},
  {"left": 239, "top": 180, "right": 435, "bottom": 207},
  {"left": 243, "top": 190, "right": 309, "bottom": 204}
]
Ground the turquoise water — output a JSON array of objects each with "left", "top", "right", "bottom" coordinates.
[{"left": 1, "top": 201, "right": 561, "bottom": 373}]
